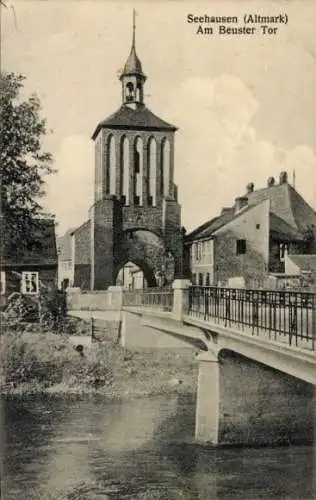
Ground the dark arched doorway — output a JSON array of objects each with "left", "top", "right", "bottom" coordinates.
[
  {"left": 116, "top": 262, "right": 143, "bottom": 289},
  {"left": 115, "top": 261, "right": 156, "bottom": 289},
  {"left": 115, "top": 229, "right": 175, "bottom": 288}
]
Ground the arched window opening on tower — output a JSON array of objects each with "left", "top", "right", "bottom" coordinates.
[
  {"left": 95, "top": 137, "right": 103, "bottom": 202},
  {"left": 161, "top": 138, "right": 170, "bottom": 198},
  {"left": 134, "top": 137, "right": 143, "bottom": 206},
  {"left": 147, "top": 137, "right": 157, "bottom": 206},
  {"left": 108, "top": 135, "right": 116, "bottom": 195},
  {"left": 120, "top": 136, "right": 129, "bottom": 205},
  {"left": 126, "top": 82, "right": 134, "bottom": 102},
  {"left": 136, "top": 83, "right": 142, "bottom": 102}
]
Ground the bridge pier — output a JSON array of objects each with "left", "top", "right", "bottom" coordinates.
[
  {"left": 195, "top": 348, "right": 315, "bottom": 447},
  {"left": 195, "top": 351, "right": 220, "bottom": 444}
]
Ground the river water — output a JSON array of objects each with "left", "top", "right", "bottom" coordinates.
[{"left": 1, "top": 394, "right": 315, "bottom": 499}]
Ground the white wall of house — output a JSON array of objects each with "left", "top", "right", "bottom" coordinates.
[
  {"left": 284, "top": 254, "right": 300, "bottom": 275},
  {"left": 213, "top": 199, "right": 270, "bottom": 285},
  {"left": 58, "top": 259, "right": 74, "bottom": 289},
  {"left": 190, "top": 239, "right": 215, "bottom": 285}
]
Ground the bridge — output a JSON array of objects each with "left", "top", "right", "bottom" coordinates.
[{"left": 68, "top": 281, "right": 316, "bottom": 447}]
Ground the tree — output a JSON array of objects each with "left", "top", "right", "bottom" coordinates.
[{"left": 0, "top": 72, "right": 55, "bottom": 255}]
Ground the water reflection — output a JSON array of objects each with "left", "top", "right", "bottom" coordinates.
[{"left": 2, "top": 394, "right": 315, "bottom": 499}]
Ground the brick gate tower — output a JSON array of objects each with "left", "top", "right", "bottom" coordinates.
[{"left": 72, "top": 16, "right": 184, "bottom": 290}]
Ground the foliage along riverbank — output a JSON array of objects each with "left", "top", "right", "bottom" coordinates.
[{"left": 0, "top": 326, "right": 198, "bottom": 398}]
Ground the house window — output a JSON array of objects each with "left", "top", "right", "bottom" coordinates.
[
  {"left": 192, "top": 273, "right": 196, "bottom": 285},
  {"left": 0, "top": 271, "right": 5, "bottom": 295},
  {"left": 21, "top": 272, "right": 39, "bottom": 295},
  {"left": 205, "top": 272, "right": 210, "bottom": 286},
  {"left": 198, "top": 273, "right": 203, "bottom": 286},
  {"left": 236, "top": 239, "right": 247, "bottom": 255},
  {"left": 279, "top": 243, "right": 288, "bottom": 262}
]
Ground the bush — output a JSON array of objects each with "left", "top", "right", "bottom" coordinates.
[
  {"left": 5, "top": 293, "right": 39, "bottom": 324},
  {"left": 4, "top": 290, "right": 67, "bottom": 333},
  {"left": 0, "top": 330, "right": 114, "bottom": 391}
]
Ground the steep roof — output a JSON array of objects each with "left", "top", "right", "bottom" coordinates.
[
  {"left": 288, "top": 254, "right": 316, "bottom": 272},
  {"left": 185, "top": 210, "right": 235, "bottom": 242},
  {"left": 3, "top": 218, "right": 57, "bottom": 267},
  {"left": 269, "top": 213, "right": 304, "bottom": 241},
  {"left": 186, "top": 181, "right": 316, "bottom": 242},
  {"left": 92, "top": 105, "right": 177, "bottom": 139},
  {"left": 120, "top": 45, "right": 145, "bottom": 78},
  {"left": 243, "top": 182, "right": 316, "bottom": 232}
]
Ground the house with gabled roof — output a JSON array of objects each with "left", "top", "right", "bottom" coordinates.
[
  {"left": 185, "top": 171, "right": 316, "bottom": 287},
  {"left": 1, "top": 218, "right": 58, "bottom": 304}
]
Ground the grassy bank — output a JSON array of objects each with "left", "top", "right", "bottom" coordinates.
[{"left": 0, "top": 328, "right": 198, "bottom": 398}]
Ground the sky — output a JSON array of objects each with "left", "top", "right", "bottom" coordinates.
[{"left": 2, "top": 0, "right": 316, "bottom": 236}]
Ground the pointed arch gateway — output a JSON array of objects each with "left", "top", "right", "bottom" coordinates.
[
  {"left": 115, "top": 229, "right": 175, "bottom": 288},
  {"left": 115, "top": 259, "right": 157, "bottom": 289}
]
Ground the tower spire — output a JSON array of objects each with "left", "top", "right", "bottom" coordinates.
[
  {"left": 120, "top": 9, "right": 146, "bottom": 109},
  {"left": 132, "top": 9, "right": 136, "bottom": 49}
]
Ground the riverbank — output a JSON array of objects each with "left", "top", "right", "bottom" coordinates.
[{"left": 0, "top": 328, "right": 198, "bottom": 398}]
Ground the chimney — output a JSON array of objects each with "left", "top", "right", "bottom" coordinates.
[
  {"left": 235, "top": 196, "right": 248, "bottom": 213},
  {"left": 279, "top": 171, "right": 288, "bottom": 184},
  {"left": 267, "top": 176, "right": 275, "bottom": 187},
  {"left": 221, "top": 207, "right": 232, "bottom": 215},
  {"left": 246, "top": 182, "right": 254, "bottom": 194}
]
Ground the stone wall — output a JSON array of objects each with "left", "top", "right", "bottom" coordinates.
[
  {"left": 73, "top": 221, "right": 91, "bottom": 289},
  {"left": 114, "top": 229, "right": 170, "bottom": 285},
  {"left": 67, "top": 291, "right": 112, "bottom": 311},
  {"left": 122, "top": 205, "right": 163, "bottom": 236},
  {"left": 162, "top": 198, "right": 183, "bottom": 276},
  {"left": 91, "top": 197, "right": 121, "bottom": 290}
]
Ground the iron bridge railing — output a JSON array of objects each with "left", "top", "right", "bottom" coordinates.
[
  {"left": 186, "top": 286, "right": 316, "bottom": 350},
  {"left": 123, "top": 287, "right": 174, "bottom": 313}
]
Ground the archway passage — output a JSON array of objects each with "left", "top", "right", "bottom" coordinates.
[
  {"left": 114, "top": 229, "right": 175, "bottom": 288},
  {"left": 115, "top": 261, "right": 155, "bottom": 289}
]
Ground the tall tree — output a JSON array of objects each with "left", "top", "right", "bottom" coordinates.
[{"left": 0, "top": 72, "right": 55, "bottom": 256}]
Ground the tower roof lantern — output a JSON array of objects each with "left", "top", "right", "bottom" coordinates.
[
  {"left": 120, "top": 46, "right": 146, "bottom": 79},
  {"left": 119, "top": 9, "right": 146, "bottom": 81}
]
